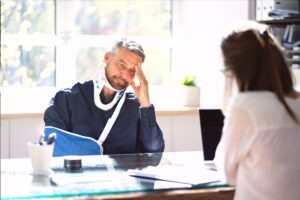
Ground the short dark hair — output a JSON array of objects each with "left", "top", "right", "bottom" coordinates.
[{"left": 111, "top": 38, "right": 145, "bottom": 62}]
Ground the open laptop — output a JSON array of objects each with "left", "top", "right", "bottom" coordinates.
[{"left": 199, "top": 109, "right": 225, "bottom": 171}]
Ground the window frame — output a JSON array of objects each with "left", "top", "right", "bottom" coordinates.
[
  {"left": 1, "top": 0, "right": 174, "bottom": 89},
  {"left": 1, "top": 0, "right": 175, "bottom": 114}
]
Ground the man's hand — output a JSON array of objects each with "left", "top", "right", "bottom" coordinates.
[{"left": 130, "top": 63, "right": 151, "bottom": 107}]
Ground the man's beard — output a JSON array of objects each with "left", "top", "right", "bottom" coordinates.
[
  {"left": 105, "top": 61, "right": 128, "bottom": 91},
  {"left": 107, "top": 75, "right": 129, "bottom": 90}
]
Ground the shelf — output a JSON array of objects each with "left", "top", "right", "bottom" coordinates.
[
  {"left": 287, "top": 58, "right": 300, "bottom": 64},
  {"left": 1, "top": 106, "right": 200, "bottom": 119},
  {"left": 259, "top": 18, "right": 300, "bottom": 68},
  {"left": 290, "top": 65, "right": 300, "bottom": 69},
  {"left": 258, "top": 18, "right": 300, "bottom": 25},
  {"left": 285, "top": 50, "right": 300, "bottom": 55}
]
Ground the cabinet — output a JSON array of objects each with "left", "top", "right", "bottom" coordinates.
[
  {"left": 1, "top": 120, "right": 10, "bottom": 158},
  {"left": 1, "top": 117, "right": 44, "bottom": 158},
  {"left": 1, "top": 110, "right": 202, "bottom": 158},
  {"left": 157, "top": 114, "right": 202, "bottom": 152}
]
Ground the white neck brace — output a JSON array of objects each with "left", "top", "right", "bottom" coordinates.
[{"left": 93, "top": 66, "right": 125, "bottom": 110}]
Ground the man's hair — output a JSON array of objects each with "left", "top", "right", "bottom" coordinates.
[
  {"left": 111, "top": 38, "right": 145, "bottom": 62},
  {"left": 221, "top": 21, "right": 299, "bottom": 124}
]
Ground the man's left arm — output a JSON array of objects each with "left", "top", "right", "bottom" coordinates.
[
  {"left": 139, "top": 105, "right": 165, "bottom": 153},
  {"left": 131, "top": 63, "right": 164, "bottom": 152}
]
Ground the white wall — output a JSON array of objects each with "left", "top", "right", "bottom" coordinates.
[{"left": 172, "top": 0, "right": 251, "bottom": 108}]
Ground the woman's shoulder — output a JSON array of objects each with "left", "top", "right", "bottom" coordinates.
[
  {"left": 230, "top": 91, "right": 300, "bottom": 127},
  {"left": 231, "top": 91, "right": 276, "bottom": 108}
]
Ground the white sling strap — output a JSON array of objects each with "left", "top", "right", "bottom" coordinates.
[
  {"left": 97, "top": 90, "right": 126, "bottom": 147},
  {"left": 92, "top": 65, "right": 127, "bottom": 151}
]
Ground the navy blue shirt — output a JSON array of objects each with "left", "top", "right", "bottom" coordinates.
[{"left": 44, "top": 80, "right": 165, "bottom": 154}]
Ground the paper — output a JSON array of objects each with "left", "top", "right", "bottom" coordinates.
[
  {"left": 50, "top": 172, "right": 128, "bottom": 186},
  {"left": 127, "top": 165, "right": 221, "bottom": 185}
]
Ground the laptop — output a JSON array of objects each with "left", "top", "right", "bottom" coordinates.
[{"left": 199, "top": 109, "right": 225, "bottom": 171}]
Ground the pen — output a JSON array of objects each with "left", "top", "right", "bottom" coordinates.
[
  {"left": 47, "top": 133, "right": 56, "bottom": 145},
  {"left": 38, "top": 134, "right": 45, "bottom": 145}
]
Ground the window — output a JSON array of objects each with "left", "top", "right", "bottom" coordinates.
[
  {"left": 1, "top": 0, "right": 172, "bottom": 88},
  {"left": 1, "top": 0, "right": 55, "bottom": 87}
]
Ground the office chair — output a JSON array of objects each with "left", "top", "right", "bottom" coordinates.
[{"left": 199, "top": 109, "right": 225, "bottom": 161}]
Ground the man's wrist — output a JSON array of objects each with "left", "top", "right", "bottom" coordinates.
[
  {"left": 139, "top": 101, "right": 151, "bottom": 108},
  {"left": 139, "top": 104, "right": 156, "bottom": 127}
]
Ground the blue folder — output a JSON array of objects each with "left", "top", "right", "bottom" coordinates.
[{"left": 44, "top": 126, "right": 103, "bottom": 157}]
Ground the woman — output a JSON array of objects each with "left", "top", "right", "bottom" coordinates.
[{"left": 214, "top": 21, "right": 300, "bottom": 200}]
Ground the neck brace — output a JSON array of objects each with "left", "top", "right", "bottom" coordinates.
[{"left": 93, "top": 66, "right": 125, "bottom": 110}]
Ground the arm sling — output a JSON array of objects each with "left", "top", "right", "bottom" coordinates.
[{"left": 44, "top": 90, "right": 126, "bottom": 157}]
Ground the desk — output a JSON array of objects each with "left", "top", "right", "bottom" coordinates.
[{"left": 1, "top": 151, "right": 234, "bottom": 199}]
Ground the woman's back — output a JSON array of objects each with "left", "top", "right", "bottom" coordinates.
[{"left": 219, "top": 91, "right": 300, "bottom": 200}]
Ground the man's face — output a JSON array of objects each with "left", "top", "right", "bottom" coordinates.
[{"left": 104, "top": 48, "right": 142, "bottom": 90}]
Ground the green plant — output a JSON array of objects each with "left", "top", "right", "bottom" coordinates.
[{"left": 181, "top": 75, "right": 196, "bottom": 86}]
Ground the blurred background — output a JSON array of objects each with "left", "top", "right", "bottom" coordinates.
[
  {"left": 1, "top": 0, "right": 299, "bottom": 158},
  {"left": 1, "top": 0, "right": 255, "bottom": 110}
]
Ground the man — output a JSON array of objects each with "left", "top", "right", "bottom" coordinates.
[{"left": 44, "top": 38, "right": 165, "bottom": 155}]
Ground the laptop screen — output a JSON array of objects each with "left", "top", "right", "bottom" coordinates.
[{"left": 199, "top": 109, "right": 225, "bottom": 161}]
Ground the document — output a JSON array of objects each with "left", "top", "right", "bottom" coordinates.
[
  {"left": 50, "top": 171, "right": 129, "bottom": 186},
  {"left": 127, "top": 165, "right": 221, "bottom": 185}
]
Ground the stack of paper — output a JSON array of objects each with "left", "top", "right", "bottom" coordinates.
[{"left": 127, "top": 165, "right": 221, "bottom": 185}]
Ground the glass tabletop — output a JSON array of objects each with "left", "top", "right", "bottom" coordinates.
[{"left": 1, "top": 151, "right": 228, "bottom": 199}]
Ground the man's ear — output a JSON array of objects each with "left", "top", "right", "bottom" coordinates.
[{"left": 104, "top": 52, "right": 111, "bottom": 64}]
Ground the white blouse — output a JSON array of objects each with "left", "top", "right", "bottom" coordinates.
[{"left": 214, "top": 91, "right": 300, "bottom": 200}]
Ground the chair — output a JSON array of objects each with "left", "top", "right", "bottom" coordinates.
[{"left": 199, "top": 109, "right": 225, "bottom": 161}]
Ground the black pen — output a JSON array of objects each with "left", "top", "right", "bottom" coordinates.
[
  {"left": 47, "top": 133, "right": 56, "bottom": 145},
  {"left": 38, "top": 134, "right": 45, "bottom": 145}
]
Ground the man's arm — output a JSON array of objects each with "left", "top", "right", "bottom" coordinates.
[
  {"left": 44, "top": 90, "right": 72, "bottom": 131},
  {"left": 138, "top": 105, "right": 165, "bottom": 153},
  {"left": 130, "top": 63, "right": 164, "bottom": 152}
]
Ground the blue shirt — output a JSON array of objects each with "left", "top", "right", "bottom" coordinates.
[{"left": 44, "top": 80, "right": 165, "bottom": 154}]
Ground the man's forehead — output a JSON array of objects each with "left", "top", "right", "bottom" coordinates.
[
  {"left": 116, "top": 58, "right": 137, "bottom": 70},
  {"left": 113, "top": 48, "right": 141, "bottom": 65}
]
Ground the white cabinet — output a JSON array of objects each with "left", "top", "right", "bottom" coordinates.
[
  {"left": 1, "top": 117, "right": 43, "bottom": 158},
  {"left": 157, "top": 112, "right": 202, "bottom": 153},
  {"left": 1, "top": 120, "right": 10, "bottom": 158},
  {"left": 1, "top": 109, "right": 202, "bottom": 158},
  {"left": 156, "top": 116, "right": 172, "bottom": 152},
  {"left": 10, "top": 117, "right": 44, "bottom": 158},
  {"left": 170, "top": 114, "right": 202, "bottom": 151}
]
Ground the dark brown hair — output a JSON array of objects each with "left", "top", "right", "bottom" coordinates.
[{"left": 221, "top": 24, "right": 299, "bottom": 124}]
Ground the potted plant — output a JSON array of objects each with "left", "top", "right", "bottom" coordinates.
[
  {"left": 177, "top": 75, "right": 200, "bottom": 107},
  {"left": 181, "top": 75, "right": 197, "bottom": 87}
]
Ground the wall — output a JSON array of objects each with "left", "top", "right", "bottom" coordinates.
[{"left": 172, "top": 0, "right": 252, "bottom": 108}]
